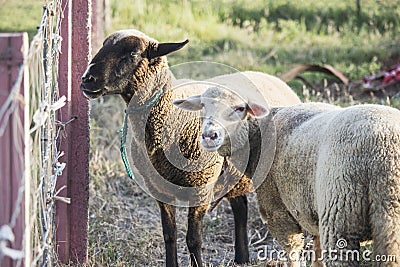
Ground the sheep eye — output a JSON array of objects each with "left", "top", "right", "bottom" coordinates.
[{"left": 234, "top": 106, "right": 245, "bottom": 113}]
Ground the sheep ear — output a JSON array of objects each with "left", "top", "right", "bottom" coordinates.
[
  {"left": 147, "top": 39, "right": 189, "bottom": 59},
  {"left": 247, "top": 102, "right": 269, "bottom": 119},
  {"left": 173, "top": 95, "right": 202, "bottom": 111}
]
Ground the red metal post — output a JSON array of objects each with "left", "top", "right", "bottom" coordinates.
[
  {"left": 68, "top": 0, "right": 91, "bottom": 262},
  {"left": 0, "top": 32, "right": 28, "bottom": 267},
  {"left": 56, "top": 0, "right": 71, "bottom": 262},
  {"left": 56, "top": 0, "right": 92, "bottom": 264}
]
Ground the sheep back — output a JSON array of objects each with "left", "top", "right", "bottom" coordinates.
[{"left": 207, "top": 71, "right": 301, "bottom": 108}]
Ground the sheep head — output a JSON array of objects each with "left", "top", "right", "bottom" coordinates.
[
  {"left": 173, "top": 87, "right": 269, "bottom": 155},
  {"left": 81, "top": 29, "right": 188, "bottom": 101}
]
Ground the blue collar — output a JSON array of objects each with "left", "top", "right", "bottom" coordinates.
[
  {"left": 125, "top": 89, "right": 164, "bottom": 113},
  {"left": 119, "top": 89, "right": 164, "bottom": 178}
]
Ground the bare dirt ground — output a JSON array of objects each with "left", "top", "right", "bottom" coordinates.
[{"left": 89, "top": 174, "right": 280, "bottom": 266}]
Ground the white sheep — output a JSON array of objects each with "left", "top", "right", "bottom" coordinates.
[
  {"left": 80, "top": 29, "right": 301, "bottom": 266},
  {"left": 174, "top": 86, "right": 400, "bottom": 267}
]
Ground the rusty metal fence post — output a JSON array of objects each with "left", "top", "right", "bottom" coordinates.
[
  {"left": 0, "top": 33, "right": 29, "bottom": 267},
  {"left": 56, "top": 0, "right": 92, "bottom": 264}
]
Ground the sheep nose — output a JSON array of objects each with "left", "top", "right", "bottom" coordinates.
[
  {"left": 81, "top": 74, "right": 96, "bottom": 84},
  {"left": 202, "top": 132, "right": 218, "bottom": 141}
]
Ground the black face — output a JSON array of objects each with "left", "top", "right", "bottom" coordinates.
[
  {"left": 80, "top": 35, "right": 148, "bottom": 99},
  {"left": 80, "top": 31, "right": 189, "bottom": 100}
]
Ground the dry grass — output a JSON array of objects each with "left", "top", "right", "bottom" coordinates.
[{"left": 88, "top": 173, "right": 275, "bottom": 266}]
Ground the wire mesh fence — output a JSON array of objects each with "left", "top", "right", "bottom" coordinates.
[{"left": 0, "top": 0, "right": 68, "bottom": 266}]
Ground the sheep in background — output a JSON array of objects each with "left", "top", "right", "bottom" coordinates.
[
  {"left": 80, "top": 29, "right": 300, "bottom": 266},
  {"left": 174, "top": 86, "right": 400, "bottom": 267}
]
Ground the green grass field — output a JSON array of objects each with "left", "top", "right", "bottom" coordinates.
[
  {"left": 0, "top": 0, "right": 43, "bottom": 38},
  {"left": 108, "top": 0, "right": 399, "bottom": 82},
  {"left": 2, "top": 0, "right": 400, "bottom": 266},
  {"left": 3, "top": 0, "right": 399, "bottom": 82}
]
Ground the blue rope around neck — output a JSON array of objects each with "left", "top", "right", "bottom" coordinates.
[
  {"left": 119, "top": 112, "right": 134, "bottom": 179},
  {"left": 119, "top": 89, "right": 164, "bottom": 179}
]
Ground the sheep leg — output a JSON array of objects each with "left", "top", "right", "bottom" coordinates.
[
  {"left": 318, "top": 194, "right": 365, "bottom": 267},
  {"left": 157, "top": 201, "right": 178, "bottom": 267},
  {"left": 229, "top": 195, "right": 249, "bottom": 264},
  {"left": 312, "top": 236, "right": 325, "bottom": 267},
  {"left": 369, "top": 174, "right": 400, "bottom": 267},
  {"left": 186, "top": 205, "right": 207, "bottom": 267},
  {"left": 257, "top": 178, "right": 303, "bottom": 266},
  {"left": 319, "top": 231, "right": 361, "bottom": 267}
]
